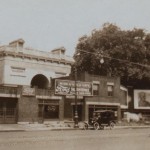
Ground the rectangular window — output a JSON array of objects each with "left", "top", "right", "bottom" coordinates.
[
  {"left": 93, "top": 84, "right": 99, "bottom": 95},
  {"left": 107, "top": 85, "right": 114, "bottom": 96},
  {"left": 38, "top": 104, "right": 59, "bottom": 119}
]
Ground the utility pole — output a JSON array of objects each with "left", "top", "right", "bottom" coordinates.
[{"left": 74, "top": 66, "right": 79, "bottom": 128}]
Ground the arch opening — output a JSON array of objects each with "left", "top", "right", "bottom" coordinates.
[{"left": 31, "top": 74, "right": 49, "bottom": 89}]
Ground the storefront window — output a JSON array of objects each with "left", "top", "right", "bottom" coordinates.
[
  {"left": 38, "top": 100, "right": 59, "bottom": 120},
  {"left": 44, "top": 105, "right": 59, "bottom": 119}
]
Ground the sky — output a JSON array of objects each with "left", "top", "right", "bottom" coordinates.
[{"left": 0, "top": 0, "right": 150, "bottom": 56}]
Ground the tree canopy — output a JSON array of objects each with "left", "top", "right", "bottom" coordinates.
[{"left": 74, "top": 23, "right": 150, "bottom": 88}]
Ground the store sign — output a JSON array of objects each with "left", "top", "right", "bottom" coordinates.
[
  {"left": 22, "top": 86, "right": 35, "bottom": 96},
  {"left": 55, "top": 79, "right": 93, "bottom": 96}
]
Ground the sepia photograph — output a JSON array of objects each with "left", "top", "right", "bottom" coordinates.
[{"left": 0, "top": 0, "right": 150, "bottom": 150}]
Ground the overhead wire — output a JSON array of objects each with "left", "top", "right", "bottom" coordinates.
[{"left": 76, "top": 49, "right": 150, "bottom": 69}]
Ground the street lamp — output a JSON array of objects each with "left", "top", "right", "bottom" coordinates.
[
  {"left": 96, "top": 51, "right": 104, "bottom": 64},
  {"left": 74, "top": 66, "right": 79, "bottom": 128}
]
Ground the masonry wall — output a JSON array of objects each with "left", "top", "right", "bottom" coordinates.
[
  {"left": 59, "top": 98, "right": 65, "bottom": 121},
  {"left": 3, "top": 56, "right": 71, "bottom": 86},
  {"left": 64, "top": 99, "right": 74, "bottom": 120},
  {"left": 80, "top": 72, "right": 121, "bottom": 104},
  {"left": 18, "top": 95, "right": 38, "bottom": 123},
  {"left": 64, "top": 98, "right": 84, "bottom": 121},
  {"left": 120, "top": 89, "right": 128, "bottom": 106}
]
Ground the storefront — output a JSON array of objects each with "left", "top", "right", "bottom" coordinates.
[
  {"left": 0, "top": 98, "right": 18, "bottom": 124},
  {"left": 38, "top": 99, "right": 60, "bottom": 121},
  {"left": 17, "top": 86, "right": 64, "bottom": 124}
]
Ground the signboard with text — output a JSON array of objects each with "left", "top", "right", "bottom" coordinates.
[
  {"left": 55, "top": 79, "right": 93, "bottom": 96},
  {"left": 22, "top": 86, "right": 35, "bottom": 96}
]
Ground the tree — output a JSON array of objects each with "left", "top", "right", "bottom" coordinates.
[{"left": 74, "top": 23, "right": 150, "bottom": 88}]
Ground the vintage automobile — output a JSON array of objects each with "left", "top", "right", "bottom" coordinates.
[{"left": 84, "top": 110, "right": 116, "bottom": 130}]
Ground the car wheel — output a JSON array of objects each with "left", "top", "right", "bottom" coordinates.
[
  {"left": 110, "top": 122, "right": 115, "bottom": 129},
  {"left": 93, "top": 122, "right": 100, "bottom": 130}
]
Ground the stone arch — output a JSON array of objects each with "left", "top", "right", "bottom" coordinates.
[{"left": 31, "top": 74, "right": 49, "bottom": 89}]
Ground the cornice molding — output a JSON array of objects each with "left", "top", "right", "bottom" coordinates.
[{"left": 0, "top": 51, "right": 73, "bottom": 65}]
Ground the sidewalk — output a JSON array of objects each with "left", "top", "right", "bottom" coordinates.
[
  {"left": 0, "top": 123, "right": 73, "bottom": 132},
  {"left": 0, "top": 121, "right": 80, "bottom": 132},
  {"left": 0, "top": 122, "right": 150, "bottom": 132}
]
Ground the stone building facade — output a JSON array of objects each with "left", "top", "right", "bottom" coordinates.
[
  {"left": 0, "top": 39, "right": 73, "bottom": 124},
  {"left": 0, "top": 39, "right": 73, "bottom": 87}
]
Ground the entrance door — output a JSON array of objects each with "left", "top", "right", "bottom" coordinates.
[{"left": 0, "top": 99, "right": 17, "bottom": 124}]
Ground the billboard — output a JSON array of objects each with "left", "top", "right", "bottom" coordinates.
[
  {"left": 55, "top": 79, "right": 93, "bottom": 96},
  {"left": 134, "top": 90, "right": 150, "bottom": 109}
]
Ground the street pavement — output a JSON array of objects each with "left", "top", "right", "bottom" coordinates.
[{"left": 0, "top": 128, "right": 150, "bottom": 150}]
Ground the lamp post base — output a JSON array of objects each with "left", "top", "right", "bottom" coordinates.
[{"left": 74, "top": 111, "right": 79, "bottom": 128}]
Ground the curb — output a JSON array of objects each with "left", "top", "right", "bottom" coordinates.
[
  {"left": 0, "top": 126, "right": 150, "bottom": 132},
  {"left": 0, "top": 130, "right": 25, "bottom": 132},
  {"left": 50, "top": 127, "right": 83, "bottom": 131},
  {"left": 123, "top": 126, "right": 150, "bottom": 129}
]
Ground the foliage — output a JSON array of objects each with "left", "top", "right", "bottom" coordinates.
[{"left": 74, "top": 23, "right": 150, "bottom": 88}]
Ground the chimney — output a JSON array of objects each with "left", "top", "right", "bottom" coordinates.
[{"left": 51, "top": 47, "right": 66, "bottom": 56}]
